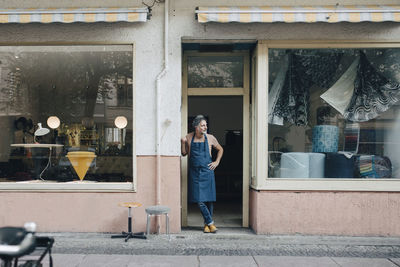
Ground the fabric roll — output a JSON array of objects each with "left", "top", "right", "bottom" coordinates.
[
  {"left": 312, "top": 125, "right": 339, "bottom": 153},
  {"left": 324, "top": 152, "right": 355, "bottom": 178},
  {"left": 309, "top": 153, "right": 325, "bottom": 178},
  {"left": 280, "top": 152, "right": 309, "bottom": 178},
  {"left": 280, "top": 152, "right": 325, "bottom": 178}
]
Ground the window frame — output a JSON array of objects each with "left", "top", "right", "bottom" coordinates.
[
  {"left": 0, "top": 42, "right": 137, "bottom": 192},
  {"left": 253, "top": 40, "right": 400, "bottom": 192},
  {"left": 186, "top": 51, "right": 247, "bottom": 95}
]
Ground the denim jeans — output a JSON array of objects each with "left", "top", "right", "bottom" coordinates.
[{"left": 197, "top": 202, "right": 214, "bottom": 225}]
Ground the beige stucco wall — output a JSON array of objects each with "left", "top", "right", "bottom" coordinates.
[
  {"left": 0, "top": 0, "right": 400, "bottom": 235},
  {"left": 250, "top": 189, "right": 400, "bottom": 236},
  {"left": 0, "top": 156, "right": 181, "bottom": 233}
]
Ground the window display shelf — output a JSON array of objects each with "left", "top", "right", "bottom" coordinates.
[
  {"left": 254, "top": 179, "right": 400, "bottom": 192},
  {"left": 10, "top": 144, "right": 63, "bottom": 148},
  {"left": 359, "top": 142, "right": 400, "bottom": 144}
]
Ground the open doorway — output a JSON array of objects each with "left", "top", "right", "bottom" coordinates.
[
  {"left": 187, "top": 96, "right": 243, "bottom": 227},
  {"left": 181, "top": 49, "right": 250, "bottom": 228}
]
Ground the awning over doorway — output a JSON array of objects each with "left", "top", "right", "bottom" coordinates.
[
  {"left": 0, "top": 7, "right": 149, "bottom": 23},
  {"left": 196, "top": 5, "right": 400, "bottom": 23}
]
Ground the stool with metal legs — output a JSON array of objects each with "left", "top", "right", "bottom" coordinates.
[
  {"left": 111, "top": 202, "right": 146, "bottom": 241},
  {"left": 145, "top": 205, "right": 170, "bottom": 236}
]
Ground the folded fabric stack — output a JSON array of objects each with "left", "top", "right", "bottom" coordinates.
[
  {"left": 356, "top": 155, "right": 392, "bottom": 178},
  {"left": 358, "top": 155, "right": 376, "bottom": 178},
  {"left": 343, "top": 123, "right": 359, "bottom": 153}
]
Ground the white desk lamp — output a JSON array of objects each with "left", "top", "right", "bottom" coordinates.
[
  {"left": 34, "top": 123, "right": 50, "bottom": 142},
  {"left": 12, "top": 122, "right": 60, "bottom": 181}
]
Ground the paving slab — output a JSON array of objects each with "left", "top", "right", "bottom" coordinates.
[
  {"left": 390, "top": 258, "right": 400, "bottom": 265},
  {"left": 50, "top": 254, "right": 85, "bottom": 267},
  {"left": 78, "top": 254, "right": 132, "bottom": 267},
  {"left": 18, "top": 253, "right": 85, "bottom": 267},
  {"left": 127, "top": 255, "right": 199, "bottom": 267},
  {"left": 49, "top": 254, "right": 85, "bottom": 267},
  {"left": 199, "top": 256, "right": 257, "bottom": 267},
  {"left": 331, "top": 257, "right": 398, "bottom": 267},
  {"left": 253, "top": 256, "right": 338, "bottom": 267}
]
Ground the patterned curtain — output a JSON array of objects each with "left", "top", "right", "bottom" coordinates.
[
  {"left": 272, "top": 51, "right": 342, "bottom": 126},
  {"left": 344, "top": 52, "right": 400, "bottom": 122},
  {"left": 270, "top": 49, "right": 400, "bottom": 125},
  {"left": 365, "top": 49, "right": 400, "bottom": 84},
  {"left": 272, "top": 53, "right": 309, "bottom": 126}
]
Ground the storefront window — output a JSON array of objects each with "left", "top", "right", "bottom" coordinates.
[
  {"left": 188, "top": 56, "right": 243, "bottom": 88},
  {"left": 268, "top": 48, "right": 400, "bottom": 179},
  {"left": 0, "top": 45, "right": 133, "bottom": 183}
]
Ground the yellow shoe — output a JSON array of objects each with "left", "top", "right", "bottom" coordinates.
[
  {"left": 209, "top": 224, "right": 218, "bottom": 233},
  {"left": 203, "top": 225, "right": 210, "bottom": 233}
]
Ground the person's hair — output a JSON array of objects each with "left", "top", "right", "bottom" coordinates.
[{"left": 192, "top": 115, "right": 206, "bottom": 129}]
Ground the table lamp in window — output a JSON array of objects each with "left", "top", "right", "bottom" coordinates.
[{"left": 34, "top": 123, "right": 50, "bottom": 142}]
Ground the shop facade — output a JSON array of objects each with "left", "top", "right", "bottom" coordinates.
[{"left": 0, "top": 0, "right": 400, "bottom": 236}]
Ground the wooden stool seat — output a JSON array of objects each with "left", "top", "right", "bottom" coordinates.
[
  {"left": 111, "top": 202, "right": 146, "bottom": 241},
  {"left": 119, "top": 202, "right": 142, "bottom": 208}
]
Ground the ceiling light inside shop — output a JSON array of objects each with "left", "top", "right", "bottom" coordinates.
[
  {"left": 47, "top": 116, "right": 60, "bottom": 129},
  {"left": 114, "top": 116, "right": 128, "bottom": 129}
]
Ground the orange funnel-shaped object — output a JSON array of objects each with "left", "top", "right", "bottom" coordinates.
[{"left": 66, "top": 151, "right": 96, "bottom": 181}]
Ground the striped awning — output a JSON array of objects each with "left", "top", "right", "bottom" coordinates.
[
  {"left": 196, "top": 5, "right": 400, "bottom": 23},
  {"left": 0, "top": 7, "right": 149, "bottom": 23}
]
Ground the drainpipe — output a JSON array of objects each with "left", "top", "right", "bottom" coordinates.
[{"left": 155, "top": 0, "right": 169, "bottom": 231}]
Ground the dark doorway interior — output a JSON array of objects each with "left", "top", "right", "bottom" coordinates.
[{"left": 187, "top": 96, "right": 243, "bottom": 227}]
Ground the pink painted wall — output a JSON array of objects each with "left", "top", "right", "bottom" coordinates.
[
  {"left": 0, "top": 156, "right": 181, "bottom": 233},
  {"left": 250, "top": 189, "right": 400, "bottom": 236}
]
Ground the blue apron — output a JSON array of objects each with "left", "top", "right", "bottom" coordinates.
[{"left": 188, "top": 134, "right": 216, "bottom": 203}]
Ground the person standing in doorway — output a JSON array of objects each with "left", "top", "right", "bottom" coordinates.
[{"left": 181, "top": 115, "right": 224, "bottom": 233}]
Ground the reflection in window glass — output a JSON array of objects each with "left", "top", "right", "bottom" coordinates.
[
  {"left": 188, "top": 56, "right": 243, "bottom": 88},
  {"left": 268, "top": 48, "right": 400, "bottom": 179},
  {"left": 0, "top": 45, "right": 133, "bottom": 183}
]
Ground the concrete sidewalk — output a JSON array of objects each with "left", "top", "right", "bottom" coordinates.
[
  {"left": 47, "top": 228, "right": 400, "bottom": 257},
  {"left": 39, "top": 254, "right": 400, "bottom": 267},
  {"left": 23, "top": 228, "right": 400, "bottom": 266}
]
